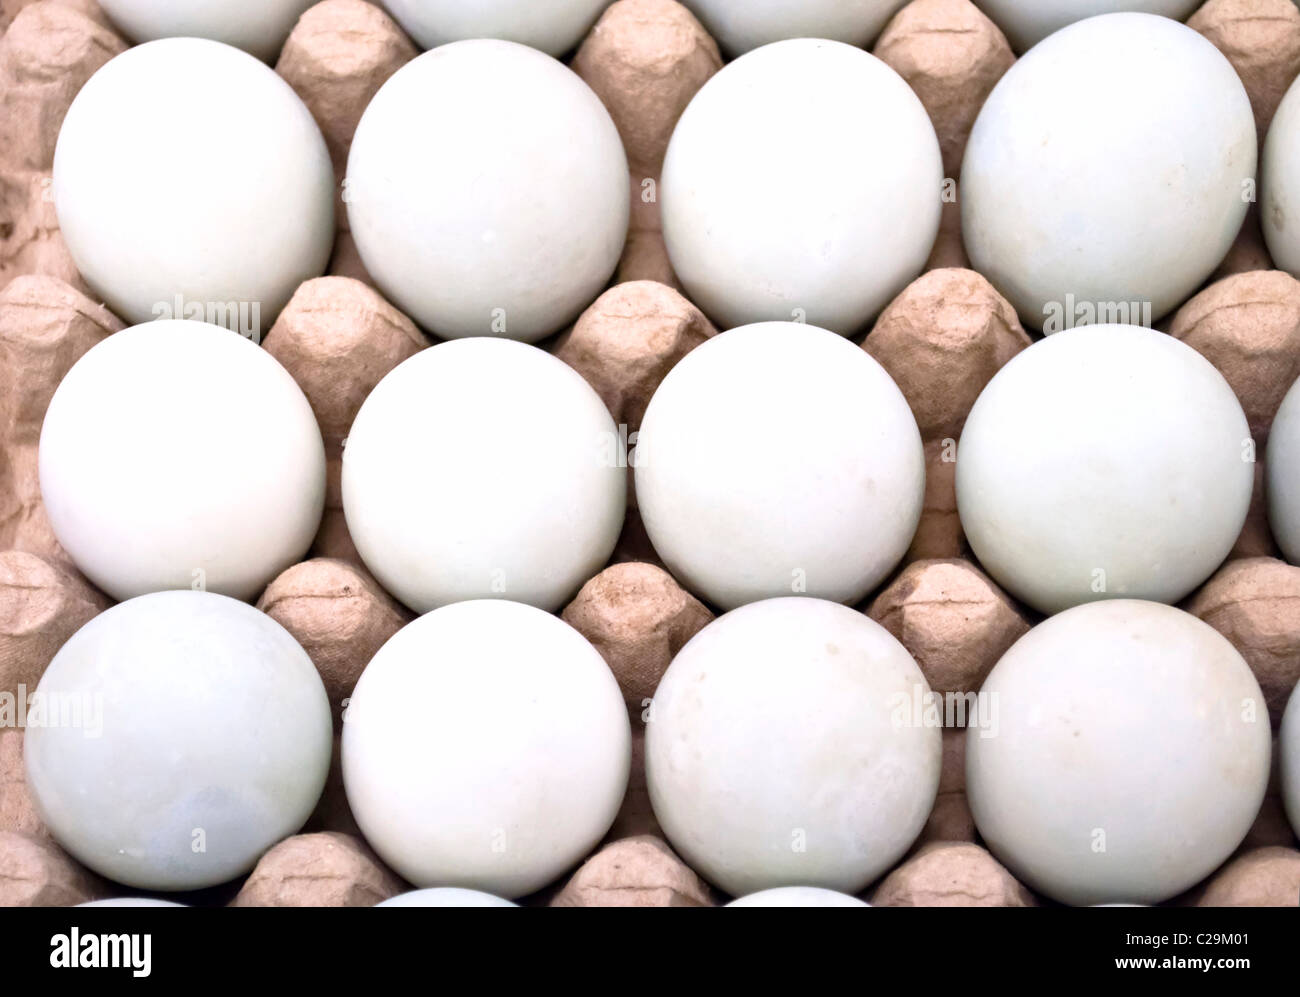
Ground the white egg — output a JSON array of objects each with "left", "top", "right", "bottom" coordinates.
[
  {"left": 635, "top": 323, "right": 923, "bottom": 611},
  {"left": 680, "top": 0, "right": 907, "bottom": 57},
  {"left": 660, "top": 38, "right": 941, "bottom": 336},
  {"left": 77, "top": 899, "right": 187, "bottom": 907},
  {"left": 346, "top": 39, "right": 627, "bottom": 342},
  {"left": 1266, "top": 376, "right": 1300, "bottom": 564},
  {"left": 341, "top": 338, "right": 624, "bottom": 614},
  {"left": 375, "top": 888, "right": 518, "bottom": 907},
  {"left": 342, "top": 601, "right": 630, "bottom": 898},
  {"left": 1263, "top": 75, "right": 1300, "bottom": 278},
  {"left": 53, "top": 39, "right": 334, "bottom": 329},
  {"left": 96, "top": 0, "right": 315, "bottom": 62},
  {"left": 1282, "top": 683, "right": 1300, "bottom": 841},
  {"left": 24, "top": 591, "right": 332, "bottom": 891},
  {"left": 381, "top": 0, "right": 608, "bottom": 56},
  {"left": 966, "top": 600, "right": 1271, "bottom": 906},
  {"left": 973, "top": 1, "right": 1200, "bottom": 53},
  {"left": 961, "top": 13, "right": 1254, "bottom": 329},
  {"left": 38, "top": 321, "right": 325, "bottom": 603},
  {"left": 726, "top": 887, "right": 870, "bottom": 908},
  {"left": 955, "top": 325, "right": 1252, "bottom": 616},
  {"left": 645, "top": 598, "right": 941, "bottom": 897}
]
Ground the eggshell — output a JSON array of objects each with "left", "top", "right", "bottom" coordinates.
[
  {"left": 646, "top": 598, "right": 941, "bottom": 896},
  {"left": 967, "top": 600, "right": 1271, "bottom": 906},
  {"left": 342, "top": 601, "right": 630, "bottom": 898},
  {"left": 962, "top": 14, "right": 1254, "bottom": 328},
  {"left": 660, "top": 39, "right": 942, "bottom": 336},
  {"left": 636, "top": 323, "right": 924, "bottom": 610}
]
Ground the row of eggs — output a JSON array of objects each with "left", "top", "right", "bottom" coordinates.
[
  {"left": 52, "top": 13, "right": 1300, "bottom": 346},
  {"left": 38, "top": 316, "right": 1300, "bottom": 619},
  {"left": 79, "top": 887, "right": 868, "bottom": 908},
  {"left": 87, "top": 2, "right": 1214, "bottom": 62},
  {"left": 24, "top": 586, "right": 1300, "bottom": 906}
]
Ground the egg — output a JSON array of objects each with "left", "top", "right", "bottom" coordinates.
[
  {"left": 1282, "top": 682, "right": 1300, "bottom": 841},
  {"left": 1263, "top": 73, "right": 1300, "bottom": 278},
  {"left": 341, "top": 338, "right": 625, "bottom": 614},
  {"left": 680, "top": 0, "right": 907, "bottom": 57},
  {"left": 346, "top": 39, "right": 627, "bottom": 342},
  {"left": 966, "top": 600, "right": 1271, "bottom": 906},
  {"left": 635, "top": 322, "right": 924, "bottom": 611},
  {"left": 645, "top": 598, "right": 941, "bottom": 896},
  {"left": 342, "top": 600, "right": 630, "bottom": 898},
  {"left": 76, "top": 899, "right": 187, "bottom": 907},
  {"left": 956, "top": 325, "right": 1252, "bottom": 615},
  {"left": 973, "top": 1, "right": 1201, "bottom": 53},
  {"left": 375, "top": 888, "right": 518, "bottom": 907},
  {"left": 96, "top": 0, "right": 316, "bottom": 62},
  {"left": 725, "top": 887, "right": 870, "bottom": 907},
  {"left": 24, "top": 591, "right": 332, "bottom": 891},
  {"left": 53, "top": 38, "right": 334, "bottom": 329},
  {"left": 659, "top": 38, "right": 942, "bottom": 336},
  {"left": 38, "top": 321, "right": 325, "bottom": 603},
  {"left": 1266, "top": 376, "right": 1300, "bottom": 565},
  {"left": 961, "top": 13, "right": 1254, "bottom": 329},
  {"left": 381, "top": 0, "right": 608, "bottom": 56}
]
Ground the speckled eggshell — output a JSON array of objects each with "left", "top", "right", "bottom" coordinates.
[
  {"left": 645, "top": 598, "right": 941, "bottom": 897},
  {"left": 342, "top": 600, "right": 630, "bottom": 898},
  {"left": 24, "top": 591, "right": 333, "bottom": 891},
  {"left": 962, "top": 13, "right": 1254, "bottom": 328},
  {"left": 635, "top": 323, "right": 924, "bottom": 610},
  {"left": 660, "top": 39, "right": 942, "bottom": 336},
  {"left": 956, "top": 325, "right": 1252, "bottom": 615},
  {"left": 967, "top": 600, "right": 1271, "bottom": 906}
]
